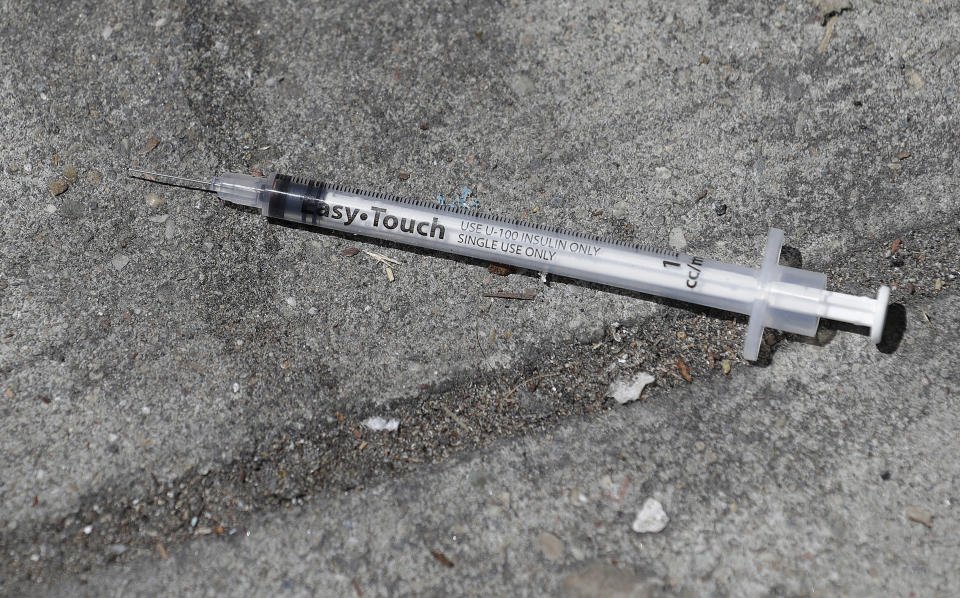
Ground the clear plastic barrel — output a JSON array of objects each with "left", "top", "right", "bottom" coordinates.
[{"left": 210, "top": 172, "right": 889, "bottom": 360}]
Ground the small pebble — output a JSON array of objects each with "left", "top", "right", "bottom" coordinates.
[
  {"left": 508, "top": 74, "right": 535, "bottom": 96},
  {"left": 397, "top": 171, "right": 410, "bottom": 181},
  {"left": 362, "top": 417, "right": 399, "bottom": 432},
  {"left": 232, "top": 383, "right": 240, "bottom": 393},
  {"left": 538, "top": 532, "right": 565, "bottom": 561},
  {"left": 606, "top": 372, "right": 655, "bottom": 405},
  {"left": 101, "top": 25, "right": 112, "bottom": 39},
  {"left": 904, "top": 68, "right": 924, "bottom": 89},
  {"left": 111, "top": 255, "right": 130, "bottom": 271},
  {"left": 669, "top": 227, "right": 687, "bottom": 251},
  {"left": 286, "top": 297, "right": 297, "bottom": 307},
  {"left": 48, "top": 179, "right": 69, "bottom": 196},
  {"left": 145, "top": 193, "right": 165, "bottom": 208},
  {"left": 712, "top": 200, "right": 727, "bottom": 216},
  {"left": 632, "top": 497, "right": 669, "bottom": 533},
  {"left": 721, "top": 360, "right": 732, "bottom": 375},
  {"left": 154, "top": 17, "right": 167, "bottom": 27},
  {"left": 140, "top": 137, "right": 160, "bottom": 154},
  {"left": 62, "top": 165, "right": 78, "bottom": 183},
  {"left": 44, "top": 204, "right": 56, "bottom": 214},
  {"left": 906, "top": 505, "right": 933, "bottom": 528},
  {"left": 83, "top": 525, "right": 93, "bottom": 535},
  {"left": 343, "top": 247, "right": 360, "bottom": 257}
]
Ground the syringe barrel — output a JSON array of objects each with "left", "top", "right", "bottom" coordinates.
[
  {"left": 202, "top": 171, "right": 887, "bottom": 359},
  {"left": 258, "top": 174, "right": 762, "bottom": 317}
]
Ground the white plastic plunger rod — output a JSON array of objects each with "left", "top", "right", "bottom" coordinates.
[{"left": 741, "top": 228, "right": 888, "bottom": 360}]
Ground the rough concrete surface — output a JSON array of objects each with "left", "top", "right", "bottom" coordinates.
[{"left": 0, "top": 0, "right": 957, "bottom": 596}]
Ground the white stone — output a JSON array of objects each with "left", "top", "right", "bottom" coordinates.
[
  {"left": 111, "top": 255, "right": 129, "bottom": 271},
  {"left": 632, "top": 498, "right": 669, "bottom": 533},
  {"left": 606, "top": 372, "right": 655, "bottom": 404},
  {"left": 362, "top": 417, "right": 399, "bottom": 432},
  {"left": 669, "top": 227, "right": 687, "bottom": 251}
]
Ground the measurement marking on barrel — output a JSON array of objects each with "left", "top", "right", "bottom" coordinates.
[{"left": 686, "top": 256, "right": 705, "bottom": 288}]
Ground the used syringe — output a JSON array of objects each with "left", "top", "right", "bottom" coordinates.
[{"left": 129, "top": 168, "right": 889, "bottom": 360}]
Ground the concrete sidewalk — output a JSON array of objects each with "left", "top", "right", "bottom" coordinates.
[
  {"left": 36, "top": 295, "right": 960, "bottom": 596},
  {"left": 1, "top": 0, "right": 957, "bottom": 595}
]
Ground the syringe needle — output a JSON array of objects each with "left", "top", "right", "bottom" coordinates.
[{"left": 127, "top": 168, "right": 214, "bottom": 191}]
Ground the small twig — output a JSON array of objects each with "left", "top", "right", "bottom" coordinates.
[
  {"left": 440, "top": 404, "right": 470, "bottom": 432},
  {"left": 362, "top": 250, "right": 401, "bottom": 265},
  {"left": 920, "top": 309, "right": 938, "bottom": 335},
  {"left": 503, "top": 373, "right": 557, "bottom": 401},
  {"left": 430, "top": 550, "right": 455, "bottom": 568},
  {"left": 817, "top": 15, "right": 838, "bottom": 53}
]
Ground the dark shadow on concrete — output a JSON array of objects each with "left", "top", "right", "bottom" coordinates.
[
  {"left": 798, "top": 301, "right": 906, "bottom": 356},
  {"left": 877, "top": 303, "right": 907, "bottom": 354},
  {"left": 779, "top": 245, "right": 803, "bottom": 269}
]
